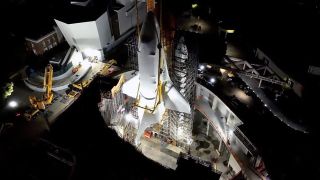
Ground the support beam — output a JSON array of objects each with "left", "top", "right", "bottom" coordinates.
[
  {"left": 218, "top": 138, "right": 223, "bottom": 153},
  {"left": 211, "top": 97, "right": 218, "bottom": 111},
  {"left": 206, "top": 120, "right": 210, "bottom": 136}
]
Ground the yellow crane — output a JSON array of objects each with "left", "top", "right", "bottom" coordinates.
[
  {"left": 111, "top": 74, "right": 125, "bottom": 98},
  {"left": 25, "top": 64, "right": 54, "bottom": 120},
  {"left": 98, "top": 59, "right": 117, "bottom": 76},
  {"left": 43, "top": 64, "right": 54, "bottom": 104}
]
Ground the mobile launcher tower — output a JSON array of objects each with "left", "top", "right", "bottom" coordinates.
[{"left": 99, "top": 11, "right": 198, "bottom": 150}]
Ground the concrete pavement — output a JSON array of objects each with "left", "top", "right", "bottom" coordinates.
[{"left": 140, "top": 137, "right": 182, "bottom": 170}]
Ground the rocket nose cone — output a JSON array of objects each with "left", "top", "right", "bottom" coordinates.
[{"left": 140, "top": 12, "right": 157, "bottom": 43}]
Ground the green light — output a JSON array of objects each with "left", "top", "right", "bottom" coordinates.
[
  {"left": 192, "top": 3, "right": 198, "bottom": 9},
  {"left": 3, "top": 82, "right": 14, "bottom": 99}
]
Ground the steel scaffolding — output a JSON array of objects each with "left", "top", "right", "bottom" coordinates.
[
  {"left": 99, "top": 82, "right": 138, "bottom": 144},
  {"left": 159, "top": 110, "right": 170, "bottom": 138},
  {"left": 168, "top": 32, "right": 198, "bottom": 149},
  {"left": 99, "top": 89, "right": 125, "bottom": 126},
  {"left": 126, "top": 34, "right": 139, "bottom": 71},
  {"left": 123, "top": 122, "right": 136, "bottom": 144}
]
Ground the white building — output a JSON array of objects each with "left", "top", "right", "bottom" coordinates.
[
  {"left": 54, "top": 5, "right": 113, "bottom": 61},
  {"left": 54, "top": 1, "right": 147, "bottom": 61},
  {"left": 112, "top": 0, "right": 147, "bottom": 37}
]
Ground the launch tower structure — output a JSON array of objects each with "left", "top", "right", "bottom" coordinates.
[
  {"left": 167, "top": 32, "right": 198, "bottom": 149},
  {"left": 126, "top": 34, "right": 139, "bottom": 71}
]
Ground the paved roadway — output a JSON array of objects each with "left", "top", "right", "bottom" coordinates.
[{"left": 140, "top": 137, "right": 183, "bottom": 170}]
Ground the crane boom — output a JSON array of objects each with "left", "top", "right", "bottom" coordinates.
[
  {"left": 44, "top": 64, "right": 54, "bottom": 104},
  {"left": 27, "top": 64, "right": 54, "bottom": 111},
  {"left": 146, "top": 0, "right": 155, "bottom": 12},
  {"left": 207, "top": 63, "right": 292, "bottom": 88},
  {"left": 25, "top": 64, "right": 54, "bottom": 120},
  {"left": 111, "top": 74, "right": 125, "bottom": 98}
]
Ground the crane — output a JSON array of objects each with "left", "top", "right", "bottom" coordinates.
[
  {"left": 134, "top": 0, "right": 155, "bottom": 38},
  {"left": 43, "top": 64, "right": 54, "bottom": 104},
  {"left": 146, "top": 0, "right": 155, "bottom": 12},
  {"left": 25, "top": 64, "right": 54, "bottom": 120},
  {"left": 111, "top": 74, "right": 125, "bottom": 98},
  {"left": 203, "top": 63, "right": 293, "bottom": 88},
  {"left": 98, "top": 59, "right": 117, "bottom": 76}
]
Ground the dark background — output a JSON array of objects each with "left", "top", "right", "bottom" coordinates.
[{"left": 1, "top": 0, "right": 320, "bottom": 179}]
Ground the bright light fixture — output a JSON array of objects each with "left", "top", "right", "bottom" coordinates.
[
  {"left": 226, "top": 29, "right": 235, "bottom": 34},
  {"left": 8, "top": 100, "right": 18, "bottom": 108},
  {"left": 199, "top": 65, "right": 205, "bottom": 70},
  {"left": 210, "top": 78, "right": 216, "bottom": 83},
  {"left": 192, "top": 3, "right": 198, "bottom": 9},
  {"left": 220, "top": 68, "right": 226, "bottom": 74}
]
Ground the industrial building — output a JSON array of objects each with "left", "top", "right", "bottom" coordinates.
[
  {"left": 111, "top": 0, "right": 147, "bottom": 38},
  {"left": 54, "top": 6, "right": 113, "bottom": 61},
  {"left": 54, "top": 0, "right": 146, "bottom": 61},
  {"left": 25, "top": 25, "right": 64, "bottom": 56}
]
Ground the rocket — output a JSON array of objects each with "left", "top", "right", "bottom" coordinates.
[{"left": 121, "top": 11, "right": 191, "bottom": 145}]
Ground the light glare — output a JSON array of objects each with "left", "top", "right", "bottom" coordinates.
[
  {"left": 226, "top": 29, "right": 235, "bottom": 33},
  {"left": 192, "top": 3, "right": 198, "bottom": 9},
  {"left": 199, "top": 65, "right": 205, "bottom": 70},
  {"left": 8, "top": 100, "right": 18, "bottom": 108}
]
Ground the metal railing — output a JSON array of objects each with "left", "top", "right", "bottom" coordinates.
[{"left": 233, "top": 127, "right": 257, "bottom": 156}]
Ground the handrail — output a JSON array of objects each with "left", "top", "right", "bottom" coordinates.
[{"left": 234, "top": 127, "right": 257, "bottom": 155}]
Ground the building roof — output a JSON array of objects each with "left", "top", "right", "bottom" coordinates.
[
  {"left": 25, "top": 19, "right": 56, "bottom": 41},
  {"left": 54, "top": 1, "right": 111, "bottom": 24}
]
